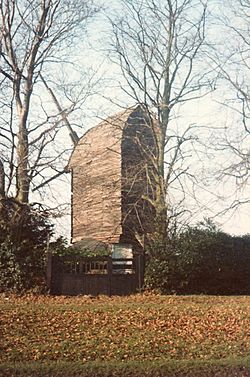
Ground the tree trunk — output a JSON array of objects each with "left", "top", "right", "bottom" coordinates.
[
  {"left": 16, "top": 111, "right": 30, "bottom": 203},
  {"left": 154, "top": 122, "right": 168, "bottom": 250},
  {"left": 0, "top": 159, "right": 5, "bottom": 199}
]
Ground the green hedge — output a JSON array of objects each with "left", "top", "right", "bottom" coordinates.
[{"left": 145, "top": 221, "right": 250, "bottom": 295}]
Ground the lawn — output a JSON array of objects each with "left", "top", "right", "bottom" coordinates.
[{"left": 0, "top": 294, "right": 249, "bottom": 376}]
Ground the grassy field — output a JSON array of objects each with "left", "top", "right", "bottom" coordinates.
[{"left": 0, "top": 294, "right": 249, "bottom": 376}]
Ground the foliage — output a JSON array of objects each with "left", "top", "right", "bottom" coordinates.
[
  {"left": 49, "top": 236, "right": 69, "bottom": 256},
  {"left": 145, "top": 220, "right": 250, "bottom": 294},
  {"left": 51, "top": 238, "right": 110, "bottom": 258},
  {"left": 0, "top": 199, "right": 53, "bottom": 293},
  {"left": 0, "top": 294, "right": 249, "bottom": 373},
  {"left": 144, "top": 258, "right": 186, "bottom": 294}
]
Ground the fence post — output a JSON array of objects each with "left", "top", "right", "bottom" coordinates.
[
  {"left": 138, "top": 254, "right": 142, "bottom": 293},
  {"left": 46, "top": 250, "right": 52, "bottom": 292},
  {"left": 107, "top": 257, "right": 112, "bottom": 297}
]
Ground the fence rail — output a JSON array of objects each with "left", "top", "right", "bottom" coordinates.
[{"left": 47, "top": 254, "right": 143, "bottom": 296}]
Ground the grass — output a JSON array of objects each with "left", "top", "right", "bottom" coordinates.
[{"left": 0, "top": 294, "right": 249, "bottom": 376}]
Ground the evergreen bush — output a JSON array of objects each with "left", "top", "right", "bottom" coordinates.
[
  {"left": 0, "top": 198, "right": 53, "bottom": 293},
  {"left": 145, "top": 220, "right": 250, "bottom": 295}
]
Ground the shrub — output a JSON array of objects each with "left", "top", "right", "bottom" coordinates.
[
  {"left": 144, "top": 257, "right": 188, "bottom": 294},
  {"left": 0, "top": 198, "right": 53, "bottom": 293},
  {"left": 144, "top": 220, "right": 250, "bottom": 295},
  {"left": 51, "top": 238, "right": 110, "bottom": 258}
]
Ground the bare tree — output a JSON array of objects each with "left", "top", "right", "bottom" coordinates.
[
  {"left": 109, "top": 0, "right": 212, "bottom": 249},
  {"left": 212, "top": 0, "right": 250, "bottom": 209},
  {"left": 0, "top": 0, "right": 98, "bottom": 203}
]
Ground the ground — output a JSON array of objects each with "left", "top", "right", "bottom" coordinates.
[{"left": 0, "top": 293, "right": 249, "bottom": 376}]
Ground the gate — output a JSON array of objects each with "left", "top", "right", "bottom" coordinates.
[{"left": 47, "top": 254, "right": 143, "bottom": 296}]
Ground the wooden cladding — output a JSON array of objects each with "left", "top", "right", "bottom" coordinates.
[{"left": 68, "top": 105, "right": 156, "bottom": 249}]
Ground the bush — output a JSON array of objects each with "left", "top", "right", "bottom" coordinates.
[
  {"left": 144, "top": 220, "right": 250, "bottom": 295},
  {"left": 0, "top": 198, "right": 53, "bottom": 293},
  {"left": 144, "top": 257, "right": 188, "bottom": 294},
  {"left": 51, "top": 238, "right": 110, "bottom": 258}
]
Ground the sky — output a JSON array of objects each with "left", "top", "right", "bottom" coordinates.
[
  {"left": 46, "top": 82, "right": 250, "bottom": 241},
  {"left": 29, "top": 0, "right": 250, "bottom": 240}
]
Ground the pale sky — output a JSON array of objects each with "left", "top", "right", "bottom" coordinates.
[{"left": 32, "top": 0, "right": 250, "bottom": 239}]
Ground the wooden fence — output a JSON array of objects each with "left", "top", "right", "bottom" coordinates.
[{"left": 47, "top": 254, "right": 143, "bottom": 296}]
